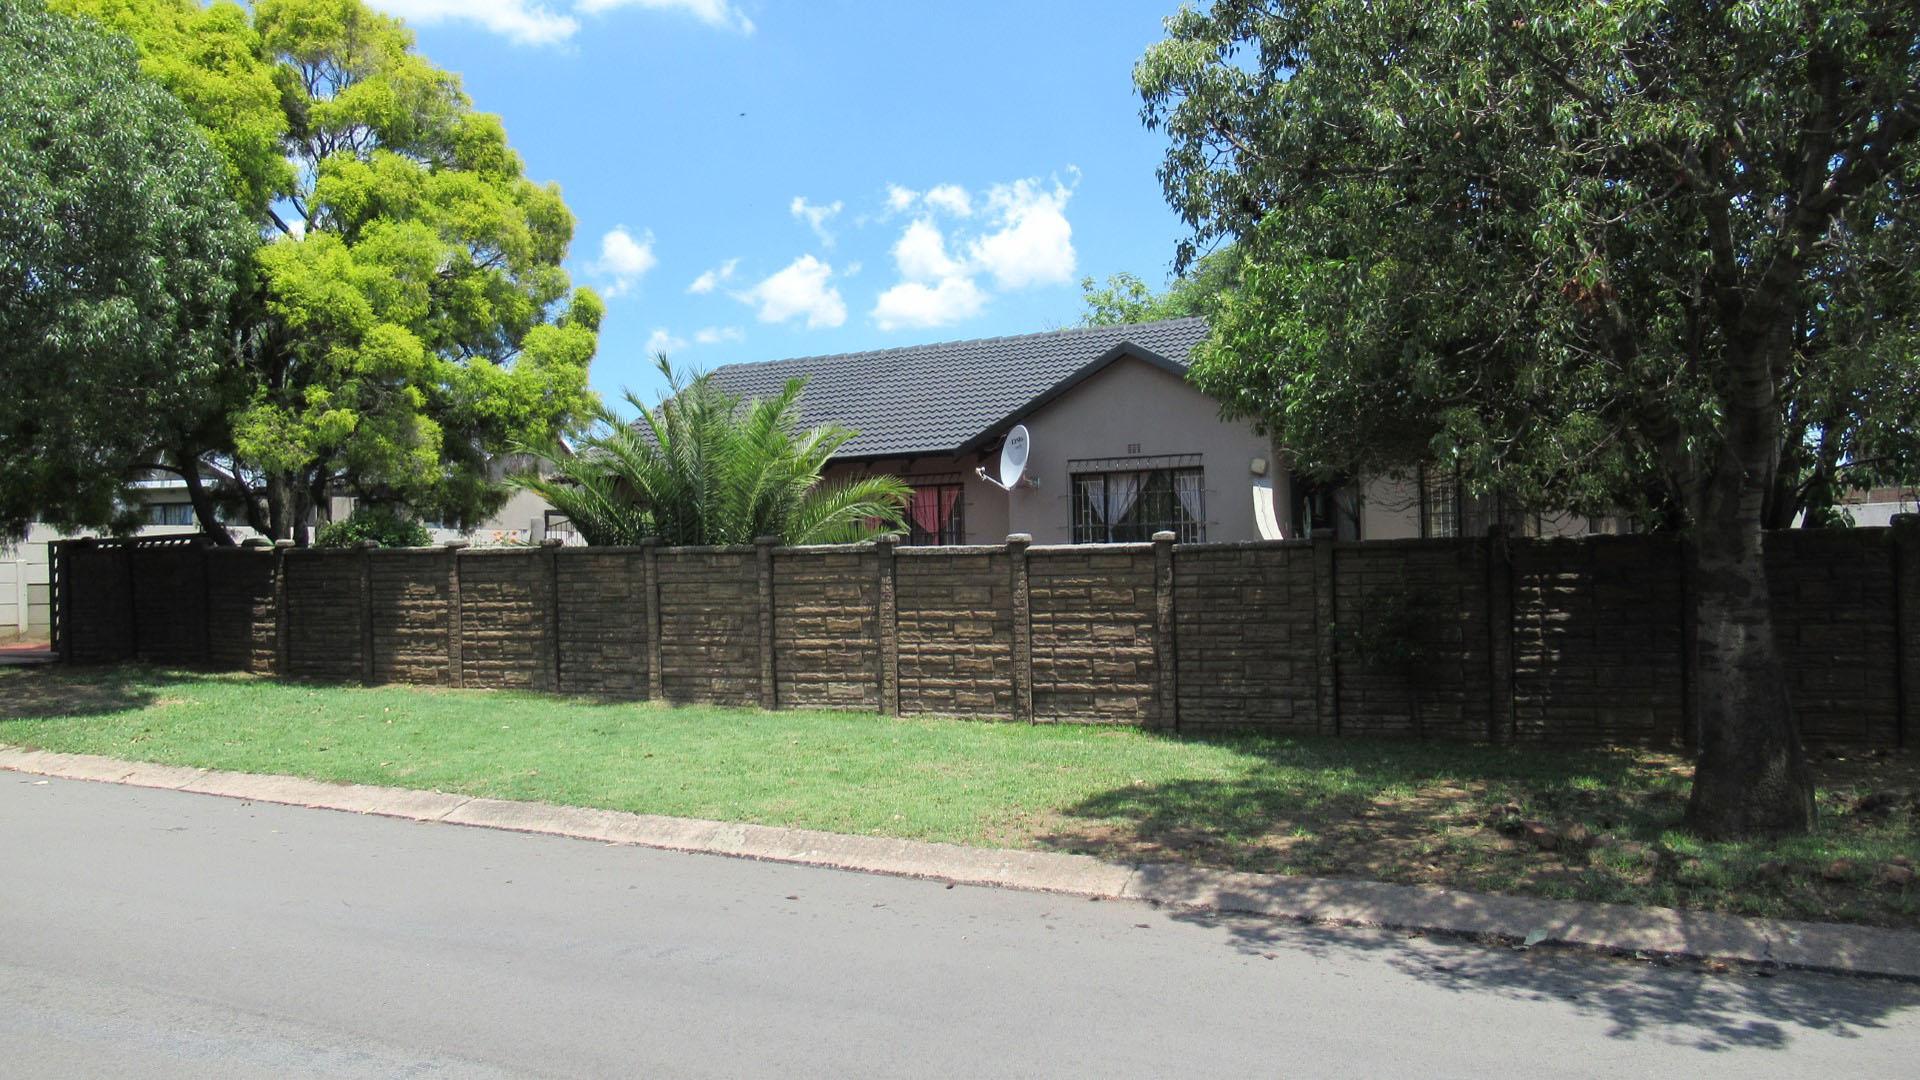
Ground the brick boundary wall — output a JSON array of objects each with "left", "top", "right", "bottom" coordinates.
[{"left": 48, "top": 519, "right": 1920, "bottom": 748}]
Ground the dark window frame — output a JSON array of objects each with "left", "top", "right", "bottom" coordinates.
[
  {"left": 1070, "top": 466, "right": 1205, "bottom": 544},
  {"left": 904, "top": 483, "right": 966, "bottom": 546}
]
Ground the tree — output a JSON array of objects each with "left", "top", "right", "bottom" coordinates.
[
  {"left": 0, "top": 0, "right": 252, "bottom": 540},
  {"left": 1079, "top": 247, "right": 1243, "bottom": 327},
  {"left": 514, "top": 358, "right": 912, "bottom": 547},
  {"left": 53, "top": 0, "right": 599, "bottom": 544},
  {"left": 1138, "top": 1, "right": 1920, "bottom": 838}
]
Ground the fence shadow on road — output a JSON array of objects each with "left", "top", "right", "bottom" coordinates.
[{"left": 1170, "top": 906, "right": 1920, "bottom": 1052}]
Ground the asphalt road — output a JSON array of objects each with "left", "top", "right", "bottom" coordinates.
[{"left": 2, "top": 776, "right": 1917, "bottom": 1078}]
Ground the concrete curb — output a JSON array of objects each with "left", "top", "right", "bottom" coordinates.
[{"left": 5, "top": 746, "right": 1917, "bottom": 981}]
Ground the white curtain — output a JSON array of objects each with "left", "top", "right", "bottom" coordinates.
[
  {"left": 1107, "top": 472, "right": 1142, "bottom": 538},
  {"left": 1173, "top": 471, "right": 1203, "bottom": 529}
]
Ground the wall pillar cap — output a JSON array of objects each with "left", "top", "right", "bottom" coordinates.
[
  {"left": 539, "top": 537, "right": 565, "bottom": 548},
  {"left": 1006, "top": 533, "right": 1033, "bottom": 546},
  {"left": 1310, "top": 527, "right": 1335, "bottom": 540},
  {"left": 1151, "top": 530, "right": 1178, "bottom": 543},
  {"left": 443, "top": 539, "right": 471, "bottom": 550},
  {"left": 754, "top": 535, "right": 780, "bottom": 546},
  {"left": 272, "top": 539, "right": 295, "bottom": 550},
  {"left": 240, "top": 538, "right": 272, "bottom": 549}
]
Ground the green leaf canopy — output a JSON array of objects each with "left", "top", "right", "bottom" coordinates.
[{"left": 0, "top": 0, "right": 251, "bottom": 539}]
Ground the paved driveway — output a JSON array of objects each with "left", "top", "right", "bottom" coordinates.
[{"left": 2, "top": 776, "right": 1916, "bottom": 1078}]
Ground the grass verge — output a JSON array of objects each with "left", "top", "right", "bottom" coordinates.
[{"left": 3, "top": 664, "right": 1915, "bottom": 928}]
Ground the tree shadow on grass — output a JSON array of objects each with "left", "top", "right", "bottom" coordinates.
[
  {"left": 0, "top": 663, "right": 186, "bottom": 721},
  {"left": 1169, "top": 906, "right": 1920, "bottom": 1052},
  {"left": 1035, "top": 736, "right": 1688, "bottom": 884}
]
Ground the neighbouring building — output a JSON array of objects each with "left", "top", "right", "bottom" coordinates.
[{"left": 705, "top": 316, "right": 1609, "bottom": 547}]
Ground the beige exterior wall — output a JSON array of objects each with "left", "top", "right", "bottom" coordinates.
[{"left": 1012, "top": 357, "right": 1279, "bottom": 544}]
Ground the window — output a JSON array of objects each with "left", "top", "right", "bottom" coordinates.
[
  {"left": 1071, "top": 467, "right": 1204, "bottom": 543},
  {"left": 145, "top": 502, "right": 195, "bottom": 527},
  {"left": 1418, "top": 465, "right": 1539, "bottom": 538},
  {"left": 905, "top": 484, "right": 965, "bottom": 546}
]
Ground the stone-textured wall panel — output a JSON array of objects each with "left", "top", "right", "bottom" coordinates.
[
  {"left": 555, "top": 550, "right": 648, "bottom": 698},
  {"left": 1512, "top": 537, "right": 1685, "bottom": 744},
  {"left": 370, "top": 552, "right": 451, "bottom": 686},
  {"left": 284, "top": 554, "right": 365, "bottom": 681},
  {"left": 773, "top": 549, "right": 880, "bottom": 709},
  {"left": 655, "top": 550, "right": 760, "bottom": 706},
  {"left": 63, "top": 546, "right": 134, "bottom": 662},
  {"left": 1173, "top": 544, "right": 1319, "bottom": 731},
  {"left": 130, "top": 545, "right": 205, "bottom": 664},
  {"left": 895, "top": 550, "right": 1014, "bottom": 716},
  {"left": 1766, "top": 530, "right": 1900, "bottom": 747},
  {"left": 1335, "top": 540, "right": 1491, "bottom": 739},
  {"left": 206, "top": 551, "right": 277, "bottom": 673},
  {"left": 459, "top": 553, "right": 549, "bottom": 690},
  {"left": 1028, "top": 549, "right": 1156, "bottom": 723}
]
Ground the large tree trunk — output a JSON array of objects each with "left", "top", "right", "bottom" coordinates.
[
  {"left": 266, "top": 472, "right": 294, "bottom": 543},
  {"left": 1683, "top": 511, "right": 1816, "bottom": 839},
  {"left": 180, "top": 461, "right": 234, "bottom": 547}
]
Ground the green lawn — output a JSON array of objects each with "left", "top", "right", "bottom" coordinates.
[{"left": 3, "top": 664, "right": 1915, "bottom": 928}]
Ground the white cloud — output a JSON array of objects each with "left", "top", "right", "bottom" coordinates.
[
  {"left": 739, "top": 255, "right": 846, "bottom": 329},
  {"left": 892, "top": 219, "right": 965, "bottom": 282},
  {"left": 368, "top": 1, "right": 578, "bottom": 45},
  {"left": 789, "top": 196, "right": 843, "bottom": 247},
  {"left": 576, "top": 0, "right": 754, "bottom": 33},
  {"left": 866, "top": 172, "right": 1077, "bottom": 331},
  {"left": 694, "top": 326, "right": 745, "bottom": 345},
  {"left": 592, "top": 226, "right": 657, "bottom": 298},
  {"left": 885, "top": 184, "right": 918, "bottom": 214},
  {"left": 368, "top": 0, "right": 752, "bottom": 45},
  {"left": 968, "top": 177, "right": 1076, "bottom": 289},
  {"left": 645, "top": 328, "right": 687, "bottom": 356},
  {"left": 687, "top": 257, "right": 738, "bottom": 294},
  {"left": 872, "top": 277, "right": 988, "bottom": 331},
  {"left": 923, "top": 183, "right": 973, "bottom": 217}
]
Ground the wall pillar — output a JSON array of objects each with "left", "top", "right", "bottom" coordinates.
[
  {"left": 1008, "top": 533, "right": 1034, "bottom": 722},
  {"left": 874, "top": 535, "right": 900, "bottom": 716},
  {"left": 756, "top": 536, "right": 778, "bottom": 711},
  {"left": 445, "top": 541, "right": 467, "bottom": 688},
  {"left": 542, "top": 538, "right": 563, "bottom": 692},
  {"left": 1485, "top": 525, "right": 1515, "bottom": 744},
  {"left": 641, "top": 538, "right": 663, "bottom": 701},
  {"left": 1894, "top": 514, "right": 1919, "bottom": 748},
  {"left": 273, "top": 540, "right": 292, "bottom": 676},
  {"left": 358, "top": 541, "right": 376, "bottom": 686},
  {"left": 1312, "top": 527, "right": 1339, "bottom": 735},
  {"left": 197, "top": 542, "right": 213, "bottom": 666},
  {"left": 1151, "top": 530, "right": 1179, "bottom": 731}
]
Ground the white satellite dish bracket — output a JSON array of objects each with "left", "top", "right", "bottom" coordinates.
[{"left": 977, "top": 424, "right": 1039, "bottom": 491}]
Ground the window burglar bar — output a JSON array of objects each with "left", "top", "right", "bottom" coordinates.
[
  {"left": 905, "top": 483, "right": 966, "bottom": 545},
  {"left": 1071, "top": 467, "right": 1205, "bottom": 543}
]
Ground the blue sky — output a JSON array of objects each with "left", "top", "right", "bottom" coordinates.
[{"left": 370, "top": 1, "right": 1193, "bottom": 405}]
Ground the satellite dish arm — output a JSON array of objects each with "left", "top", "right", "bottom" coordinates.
[{"left": 975, "top": 466, "right": 1038, "bottom": 491}]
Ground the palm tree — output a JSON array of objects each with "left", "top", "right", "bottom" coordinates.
[{"left": 513, "top": 357, "right": 910, "bottom": 546}]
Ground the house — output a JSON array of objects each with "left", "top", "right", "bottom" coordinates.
[{"left": 704, "top": 317, "right": 1606, "bottom": 546}]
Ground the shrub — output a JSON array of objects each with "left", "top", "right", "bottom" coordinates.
[{"left": 315, "top": 507, "right": 431, "bottom": 549}]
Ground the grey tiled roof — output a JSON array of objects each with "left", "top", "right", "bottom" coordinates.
[{"left": 703, "top": 317, "right": 1211, "bottom": 459}]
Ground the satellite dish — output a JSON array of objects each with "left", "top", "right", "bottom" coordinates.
[{"left": 999, "top": 425, "right": 1031, "bottom": 489}]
